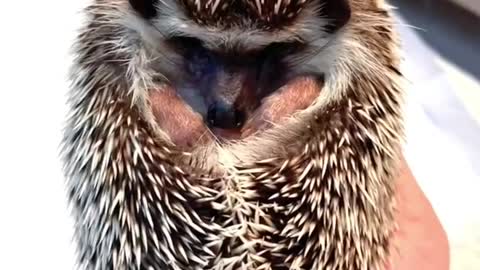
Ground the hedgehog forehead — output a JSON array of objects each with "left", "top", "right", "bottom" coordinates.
[
  {"left": 148, "top": 0, "right": 327, "bottom": 51},
  {"left": 180, "top": 0, "right": 310, "bottom": 29}
]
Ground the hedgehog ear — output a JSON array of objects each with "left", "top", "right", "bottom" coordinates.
[
  {"left": 322, "top": 0, "right": 351, "bottom": 33},
  {"left": 129, "top": 0, "right": 158, "bottom": 19}
]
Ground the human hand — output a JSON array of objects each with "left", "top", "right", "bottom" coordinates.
[{"left": 387, "top": 157, "right": 450, "bottom": 270}]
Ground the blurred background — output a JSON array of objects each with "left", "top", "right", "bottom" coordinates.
[
  {"left": 390, "top": 1, "right": 480, "bottom": 269},
  {"left": 0, "top": 0, "right": 478, "bottom": 269}
]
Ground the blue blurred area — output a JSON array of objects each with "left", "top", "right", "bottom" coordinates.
[{"left": 391, "top": 0, "right": 480, "bottom": 79}]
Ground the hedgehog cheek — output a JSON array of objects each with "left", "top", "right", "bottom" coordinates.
[
  {"left": 241, "top": 76, "right": 323, "bottom": 138},
  {"left": 148, "top": 85, "right": 211, "bottom": 149}
]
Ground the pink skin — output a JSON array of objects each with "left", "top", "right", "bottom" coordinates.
[
  {"left": 149, "top": 77, "right": 322, "bottom": 146},
  {"left": 149, "top": 86, "right": 210, "bottom": 148},
  {"left": 241, "top": 77, "right": 322, "bottom": 138},
  {"left": 386, "top": 157, "right": 450, "bottom": 270}
]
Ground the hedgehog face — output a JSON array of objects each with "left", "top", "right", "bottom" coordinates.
[
  {"left": 65, "top": 1, "right": 404, "bottom": 268},
  {"left": 128, "top": 0, "right": 351, "bottom": 147}
]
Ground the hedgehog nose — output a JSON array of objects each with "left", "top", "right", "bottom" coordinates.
[{"left": 207, "top": 102, "right": 245, "bottom": 129}]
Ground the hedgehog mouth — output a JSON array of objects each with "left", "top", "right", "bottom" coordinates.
[
  {"left": 211, "top": 76, "right": 322, "bottom": 140},
  {"left": 210, "top": 128, "right": 243, "bottom": 140},
  {"left": 149, "top": 76, "right": 322, "bottom": 149}
]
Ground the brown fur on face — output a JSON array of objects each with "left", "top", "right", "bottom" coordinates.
[
  {"left": 149, "top": 77, "right": 322, "bottom": 148},
  {"left": 149, "top": 85, "right": 210, "bottom": 148},
  {"left": 241, "top": 76, "right": 322, "bottom": 138}
]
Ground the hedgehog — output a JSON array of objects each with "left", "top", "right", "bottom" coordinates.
[{"left": 61, "top": 0, "right": 405, "bottom": 269}]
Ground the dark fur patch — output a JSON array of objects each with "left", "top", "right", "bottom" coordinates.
[
  {"left": 322, "top": 0, "right": 351, "bottom": 33},
  {"left": 129, "top": 0, "right": 158, "bottom": 19}
]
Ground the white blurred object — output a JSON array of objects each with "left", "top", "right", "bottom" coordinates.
[{"left": 0, "top": 1, "right": 84, "bottom": 269}]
